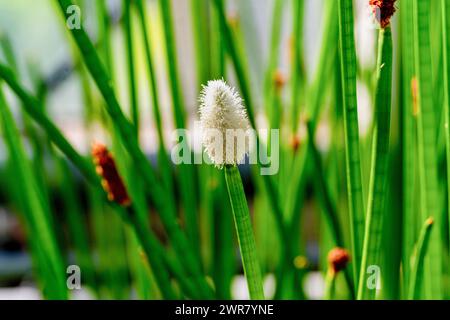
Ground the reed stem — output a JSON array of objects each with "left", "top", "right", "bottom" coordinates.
[
  {"left": 358, "top": 27, "right": 393, "bottom": 300},
  {"left": 413, "top": 0, "right": 443, "bottom": 299},
  {"left": 337, "top": 0, "right": 365, "bottom": 287},
  {"left": 224, "top": 165, "right": 265, "bottom": 300},
  {"left": 408, "top": 218, "right": 434, "bottom": 299},
  {"left": 123, "top": 0, "right": 139, "bottom": 132}
]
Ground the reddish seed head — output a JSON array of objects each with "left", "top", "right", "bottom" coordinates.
[
  {"left": 328, "top": 247, "right": 350, "bottom": 274},
  {"left": 273, "top": 70, "right": 286, "bottom": 91},
  {"left": 370, "top": 0, "right": 397, "bottom": 28},
  {"left": 290, "top": 134, "right": 301, "bottom": 152},
  {"left": 92, "top": 143, "right": 131, "bottom": 207}
]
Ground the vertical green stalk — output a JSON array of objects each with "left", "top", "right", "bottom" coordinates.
[
  {"left": 96, "top": 0, "right": 114, "bottom": 77},
  {"left": 58, "top": 157, "right": 96, "bottom": 289},
  {"left": 337, "top": 0, "right": 365, "bottom": 287},
  {"left": 307, "top": 124, "right": 345, "bottom": 248},
  {"left": 212, "top": 0, "right": 256, "bottom": 127},
  {"left": 286, "top": 0, "right": 338, "bottom": 237},
  {"left": 158, "top": 0, "right": 187, "bottom": 128},
  {"left": 290, "top": 0, "right": 305, "bottom": 134},
  {"left": 210, "top": 0, "right": 225, "bottom": 79},
  {"left": 212, "top": 177, "right": 234, "bottom": 299},
  {"left": 305, "top": 0, "right": 338, "bottom": 123},
  {"left": 307, "top": 122, "right": 355, "bottom": 296},
  {"left": 263, "top": 0, "right": 285, "bottom": 107},
  {"left": 224, "top": 165, "right": 265, "bottom": 300},
  {"left": 263, "top": 0, "right": 285, "bottom": 134},
  {"left": 400, "top": 0, "right": 417, "bottom": 293},
  {"left": 0, "top": 86, "right": 67, "bottom": 299},
  {"left": 358, "top": 27, "right": 393, "bottom": 300},
  {"left": 324, "top": 270, "right": 336, "bottom": 300},
  {"left": 135, "top": 0, "right": 174, "bottom": 197},
  {"left": 413, "top": 0, "right": 443, "bottom": 299},
  {"left": 191, "top": 0, "right": 210, "bottom": 88},
  {"left": 284, "top": 1, "right": 339, "bottom": 267},
  {"left": 408, "top": 218, "right": 434, "bottom": 299},
  {"left": 442, "top": 0, "right": 450, "bottom": 258},
  {"left": 123, "top": 0, "right": 139, "bottom": 132},
  {"left": 158, "top": 0, "right": 200, "bottom": 256}
]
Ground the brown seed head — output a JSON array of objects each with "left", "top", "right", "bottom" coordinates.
[
  {"left": 370, "top": 0, "right": 397, "bottom": 28},
  {"left": 328, "top": 247, "right": 350, "bottom": 274},
  {"left": 92, "top": 143, "right": 131, "bottom": 207},
  {"left": 273, "top": 70, "right": 286, "bottom": 91},
  {"left": 290, "top": 134, "right": 301, "bottom": 152}
]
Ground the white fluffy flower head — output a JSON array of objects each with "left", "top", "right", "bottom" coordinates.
[{"left": 199, "top": 79, "right": 251, "bottom": 167}]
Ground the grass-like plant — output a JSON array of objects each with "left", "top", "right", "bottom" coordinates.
[
  {"left": 199, "top": 79, "right": 264, "bottom": 300},
  {"left": 358, "top": 3, "right": 395, "bottom": 298},
  {"left": 0, "top": 85, "right": 67, "bottom": 299},
  {"left": 408, "top": 217, "right": 434, "bottom": 299},
  {"left": 400, "top": 0, "right": 417, "bottom": 292},
  {"left": 337, "top": 0, "right": 365, "bottom": 286},
  {"left": 0, "top": 0, "right": 449, "bottom": 302},
  {"left": 413, "top": 0, "right": 443, "bottom": 299},
  {"left": 442, "top": 0, "right": 450, "bottom": 253}
]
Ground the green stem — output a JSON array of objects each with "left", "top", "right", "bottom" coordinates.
[
  {"left": 0, "top": 86, "right": 67, "bottom": 299},
  {"left": 58, "top": 156, "right": 97, "bottom": 289},
  {"left": 286, "top": 0, "right": 338, "bottom": 241},
  {"left": 135, "top": 0, "right": 174, "bottom": 198},
  {"left": 158, "top": 0, "right": 187, "bottom": 128},
  {"left": 324, "top": 270, "right": 336, "bottom": 300},
  {"left": 123, "top": 0, "right": 139, "bottom": 132},
  {"left": 400, "top": 0, "right": 417, "bottom": 293},
  {"left": 408, "top": 218, "right": 434, "bottom": 299},
  {"left": 96, "top": 0, "right": 114, "bottom": 77},
  {"left": 210, "top": 0, "right": 225, "bottom": 78},
  {"left": 442, "top": 0, "right": 450, "bottom": 259},
  {"left": 191, "top": 0, "right": 210, "bottom": 88},
  {"left": 358, "top": 27, "right": 393, "bottom": 300},
  {"left": 290, "top": 0, "right": 305, "bottom": 134},
  {"left": 337, "top": 0, "right": 365, "bottom": 288},
  {"left": 413, "top": 0, "right": 443, "bottom": 299},
  {"left": 158, "top": 0, "right": 200, "bottom": 257},
  {"left": 307, "top": 121, "right": 355, "bottom": 297},
  {"left": 213, "top": 0, "right": 256, "bottom": 128},
  {"left": 263, "top": 0, "right": 285, "bottom": 107},
  {"left": 224, "top": 165, "right": 265, "bottom": 300}
]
